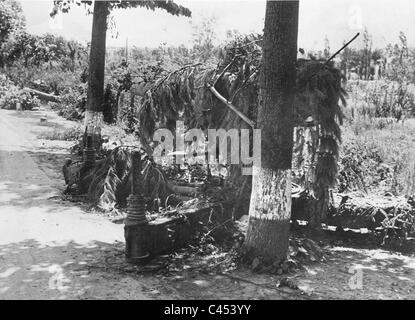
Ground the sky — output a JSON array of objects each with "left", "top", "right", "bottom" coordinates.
[{"left": 19, "top": 0, "right": 415, "bottom": 51}]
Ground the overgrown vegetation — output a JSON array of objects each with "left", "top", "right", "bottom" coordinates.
[
  {"left": 1, "top": 0, "right": 414, "bottom": 248},
  {"left": 339, "top": 119, "right": 415, "bottom": 196},
  {"left": 0, "top": 74, "right": 40, "bottom": 110},
  {"left": 37, "top": 125, "right": 82, "bottom": 141}
]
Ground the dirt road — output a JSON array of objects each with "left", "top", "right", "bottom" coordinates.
[
  {"left": 0, "top": 108, "right": 162, "bottom": 299},
  {"left": 1, "top": 107, "right": 414, "bottom": 300}
]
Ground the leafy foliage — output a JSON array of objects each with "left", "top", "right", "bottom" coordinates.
[
  {"left": 191, "top": 16, "right": 219, "bottom": 63},
  {"left": 51, "top": 0, "right": 191, "bottom": 18},
  {"left": 80, "top": 147, "right": 170, "bottom": 211},
  {"left": 338, "top": 138, "right": 385, "bottom": 193},
  {"left": 339, "top": 119, "right": 415, "bottom": 197},
  {"left": 137, "top": 63, "right": 202, "bottom": 141},
  {"left": 119, "top": 35, "right": 347, "bottom": 229},
  {"left": 1, "top": 32, "right": 87, "bottom": 70},
  {"left": 385, "top": 32, "right": 415, "bottom": 83},
  {"left": 0, "top": 74, "right": 40, "bottom": 110},
  {"left": 0, "top": 0, "right": 25, "bottom": 45},
  {"left": 37, "top": 126, "right": 82, "bottom": 141}
]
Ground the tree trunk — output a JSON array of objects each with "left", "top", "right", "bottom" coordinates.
[
  {"left": 245, "top": 1, "right": 299, "bottom": 262},
  {"left": 84, "top": 0, "right": 109, "bottom": 152},
  {"left": 308, "top": 185, "right": 330, "bottom": 229}
]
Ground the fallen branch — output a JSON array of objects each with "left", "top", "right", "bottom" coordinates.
[
  {"left": 207, "top": 84, "right": 255, "bottom": 128},
  {"left": 24, "top": 87, "right": 61, "bottom": 102}
]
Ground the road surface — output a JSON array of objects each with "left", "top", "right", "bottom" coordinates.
[{"left": 0, "top": 108, "right": 161, "bottom": 299}]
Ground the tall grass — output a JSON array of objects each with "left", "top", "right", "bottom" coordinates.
[
  {"left": 340, "top": 115, "right": 415, "bottom": 196},
  {"left": 37, "top": 126, "right": 82, "bottom": 141},
  {"left": 345, "top": 80, "right": 415, "bottom": 122}
]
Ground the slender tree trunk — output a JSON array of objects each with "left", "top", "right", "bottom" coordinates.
[
  {"left": 308, "top": 185, "right": 330, "bottom": 229},
  {"left": 245, "top": 1, "right": 299, "bottom": 262},
  {"left": 84, "top": 0, "right": 109, "bottom": 152}
]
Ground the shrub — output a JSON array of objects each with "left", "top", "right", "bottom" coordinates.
[
  {"left": 47, "top": 84, "right": 87, "bottom": 121},
  {"left": 37, "top": 126, "right": 82, "bottom": 141},
  {"left": 0, "top": 75, "right": 40, "bottom": 110},
  {"left": 0, "top": 73, "right": 13, "bottom": 95},
  {"left": 346, "top": 80, "right": 415, "bottom": 122},
  {"left": 338, "top": 136, "right": 386, "bottom": 193},
  {"left": 339, "top": 121, "right": 415, "bottom": 196}
]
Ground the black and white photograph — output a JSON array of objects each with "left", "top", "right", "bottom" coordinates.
[{"left": 0, "top": 0, "right": 414, "bottom": 303}]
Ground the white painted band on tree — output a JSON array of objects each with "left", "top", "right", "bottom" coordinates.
[{"left": 84, "top": 110, "right": 104, "bottom": 134}]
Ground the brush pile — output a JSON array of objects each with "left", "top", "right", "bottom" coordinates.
[
  {"left": 328, "top": 193, "right": 415, "bottom": 244},
  {"left": 65, "top": 34, "right": 415, "bottom": 247}
]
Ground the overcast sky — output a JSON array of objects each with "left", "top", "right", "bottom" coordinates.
[{"left": 20, "top": 0, "right": 415, "bottom": 51}]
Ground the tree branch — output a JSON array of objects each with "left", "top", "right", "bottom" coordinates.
[
  {"left": 212, "top": 55, "right": 240, "bottom": 87},
  {"left": 326, "top": 33, "right": 360, "bottom": 64},
  {"left": 152, "top": 63, "right": 202, "bottom": 92},
  {"left": 207, "top": 84, "right": 255, "bottom": 128},
  {"left": 24, "top": 88, "right": 61, "bottom": 102}
]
